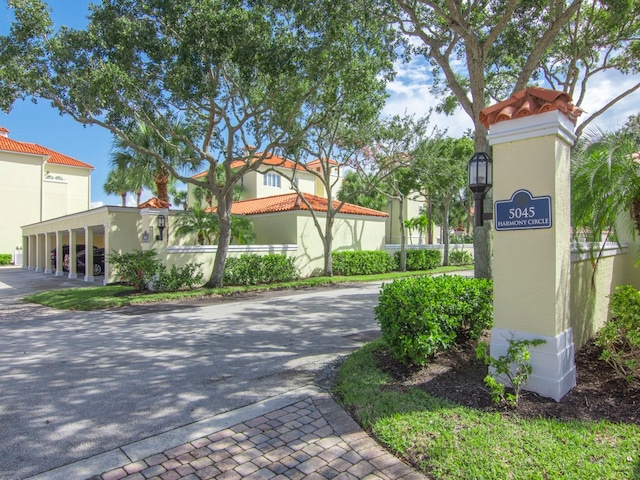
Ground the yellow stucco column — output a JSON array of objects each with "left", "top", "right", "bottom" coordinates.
[
  {"left": 84, "top": 226, "right": 94, "bottom": 283},
  {"left": 44, "top": 233, "right": 53, "bottom": 274},
  {"left": 35, "top": 234, "right": 43, "bottom": 272},
  {"left": 55, "top": 231, "right": 64, "bottom": 276},
  {"left": 488, "top": 109, "right": 577, "bottom": 401},
  {"left": 68, "top": 229, "right": 78, "bottom": 279}
]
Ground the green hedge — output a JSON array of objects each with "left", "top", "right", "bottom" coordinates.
[
  {"left": 449, "top": 250, "right": 473, "bottom": 266},
  {"left": 223, "top": 254, "right": 299, "bottom": 286},
  {"left": 395, "top": 249, "right": 442, "bottom": 271},
  {"left": 375, "top": 275, "right": 493, "bottom": 365},
  {"left": 332, "top": 250, "right": 396, "bottom": 276},
  {"left": 595, "top": 285, "right": 640, "bottom": 386},
  {"left": 0, "top": 254, "right": 12, "bottom": 265}
]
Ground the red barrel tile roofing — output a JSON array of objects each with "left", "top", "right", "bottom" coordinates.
[
  {"left": 479, "top": 86, "right": 583, "bottom": 129},
  {"left": 206, "top": 192, "right": 388, "bottom": 217},
  {"left": 0, "top": 129, "right": 94, "bottom": 169},
  {"left": 139, "top": 197, "right": 171, "bottom": 209}
]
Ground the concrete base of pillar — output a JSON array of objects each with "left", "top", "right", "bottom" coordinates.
[
  {"left": 68, "top": 273, "right": 78, "bottom": 279},
  {"left": 489, "top": 327, "right": 576, "bottom": 402},
  {"left": 44, "top": 269, "right": 52, "bottom": 274},
  {"left": 35, "top": 267, "right": 43, "bottom": 272},
  {"left": 55, "top": 271, "right": 65, "bottom": 277},
  {"left": 84, "top": 275, "right": 94, "bottom": 283}
]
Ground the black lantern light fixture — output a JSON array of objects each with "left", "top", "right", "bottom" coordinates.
[
  {"left": 468, "top": 152, "right": 493, "bottom": 227},
  {"left": 156, "top": 214, "right": 166, "bottom": 241}
]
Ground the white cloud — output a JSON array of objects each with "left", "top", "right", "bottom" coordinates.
[
  {"left": 383, "top": 57, "right": 474, "bottom": 137},
  {"left": 125, "top": 193, "right": 138, "bottom": 207},
  {"left": 575, "top": 72, "right": 640, "bottom": 132},
  {"left": 90, "top": 201, "right": 104, "bottom": 209}
]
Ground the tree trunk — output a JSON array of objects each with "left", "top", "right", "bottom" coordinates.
[
  {"left": 443, "top": 196, "right": 451, "bottom": 266},
  {"left": 399, "top": 196, "right": 407, "bottom": 271},
  {"left": 120, "top": 193, "right": 126, "bottom": 207},
  {"left": 155, "top": 173, "right": 170, "bottom": 203},
  {"left": 206, "top": 192, "right": 233, "bottom": 288},
  {"left": 323, "top": 214, "right": 334, "bottom": 276},
  {"left": 427, "top": 199, "right": 434, "bottom": 244},
  {"left": 473, "top": 124, "right": 493, "bottom": 279}
]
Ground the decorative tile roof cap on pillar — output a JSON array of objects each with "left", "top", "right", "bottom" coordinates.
[
  {"left": 479, "top": 87, "right": 583, "bottom": 129},
  {"left": 139, "top": 197, "right": 171, "bottom": 209}
]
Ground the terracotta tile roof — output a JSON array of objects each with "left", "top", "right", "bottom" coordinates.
[
  {"left": 206, "top": 193, "right": 388, "bottom": 217},
  {"left": 139, "top": 197, "right": 171, "bottom": 209},
  {"left": 0, "top": 131, "right": 94, "bottom": 169},
  {"left": 479, "top": 87, "right": 583, "bottom": 129},
  {"left": 307, "top": 158, "right": 338, "bottom": 168},
  {"left": 191, "top": 153, "right": 335, "bottom": 178}
]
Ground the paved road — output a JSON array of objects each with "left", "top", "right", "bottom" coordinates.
[{"left": 0, "top": 267, "right": 383, "bottom": 479}]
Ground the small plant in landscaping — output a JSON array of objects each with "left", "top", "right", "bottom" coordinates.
[
  {"left": 0, "top": 253, "right": 12, "bottom": 265},
  {"left": 476, "top": 337, "right": 546, "bottom": 407},
  {"left": 449, "top": 250, "right": 473, "bottom": 266},
  {"left": 595, "top": 285, "right": 640, "bottom": 387}
]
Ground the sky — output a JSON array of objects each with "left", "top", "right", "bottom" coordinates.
[{"left": 1, "top": 1, "right": 639, "bottom": 208}]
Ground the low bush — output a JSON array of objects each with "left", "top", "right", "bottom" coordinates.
[
  {"left": 223, "top": 254, "right": 299, "bottom": 286},
  {"left": 332, "top": 250, "right": 396, "bottom": 276},
  {"left": 375, "top": 275, "right": 493, "bottom": 365},
  {"left": 396, "top": 249, "right": 442, "bottom": 271},
  {"left": 153, "top": 263, "right": 204, "bottom": 292},
  {"left": 449, "top": 250, "right": 473, "bottom": 266},
  {"left": 595, "top": 285, "right": 640, "bottom": 386},
  {"left": 107, "top": 249, "right": 162, "bottom": 291},
  {"left": 0, "top": 254, "right": 12, "bottom": 265}
]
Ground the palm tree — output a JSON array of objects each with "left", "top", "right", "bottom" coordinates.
[
  {"left": 111, "top": 122, "right": 185, "bottom": 203},
  {"left": 174, "top": 208, "right": 220, "bottom": 245},
  {"left": 103, "top": 168, "right": 133, "bottom": 206},
  {"left": 229, "top": 216, "right": 255, "bottom": 245},
  {"left": 572, "top": 128, "right": 640, "bottom": 246},
  {"left": 174, "top": 207, "right": 255, "bottom": 246}
]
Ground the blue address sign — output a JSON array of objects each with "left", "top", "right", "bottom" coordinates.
[{"left": 494, "top": 190, "right": 552, "bottom": 231}]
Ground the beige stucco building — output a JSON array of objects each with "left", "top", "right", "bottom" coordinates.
[{"left": 0, "top": 126, "right": 93, "bottom": 256}]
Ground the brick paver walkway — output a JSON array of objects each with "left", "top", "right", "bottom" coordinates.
[{"left": 93, "top": 391, "right": 425, "bottom": 480}]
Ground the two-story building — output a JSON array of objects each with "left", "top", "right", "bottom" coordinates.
[{"left": 0, "top": 127, "right": 94, "bottom": 257}]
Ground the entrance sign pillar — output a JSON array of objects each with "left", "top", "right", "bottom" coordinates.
[{"left": 482, "top": 88, "right": 581, "bottom": 401}]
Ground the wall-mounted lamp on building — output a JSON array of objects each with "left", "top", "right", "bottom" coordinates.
[
  {"left": 156, "top": 214, "right": 166, "bottom": 241},
  {"left": 468, "top": 152, "right": 493, "bottom": 227}
]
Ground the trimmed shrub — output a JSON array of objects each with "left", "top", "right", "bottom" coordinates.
[
  {"left": 395, "top": 249, "right": 442, "bottom": 271},
  {"left": 153, "top": 263, "right": 204, "bottom": 292},
  {"left": 107, "top": 249, "right": 163, "bottom": 291},
  {"left": 332, "top": 250, "right": 396, "bottom": 276},
  {"left": 0, "top": 254, "right": 12, "bottom": 265},
  {"left": 595, "top": 285, "right": 640, "bottom": 386},
  {"left": 449, "top": 250, "right": 473, "bottom": 266},
  {"left": 375, "top": 275, "right": 493, "bottom": 365},
  {"left": 223, "top": 254, "right": 299, "bottom": 286}
]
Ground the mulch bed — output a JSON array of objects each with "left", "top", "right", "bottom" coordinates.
[{"left": 375, "top": 336, "right": 640, "bottom": 425}]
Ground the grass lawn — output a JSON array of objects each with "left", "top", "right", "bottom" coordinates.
[
  {"left": 333, "top": 339, "right": 640, "bottom": 480},
  {"left": 23, "top": 265, "right": 471, "bottom": 310}
]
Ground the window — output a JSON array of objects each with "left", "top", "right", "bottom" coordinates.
[{"left": 264, "top": 173, "right": 281, "bottom": 188}]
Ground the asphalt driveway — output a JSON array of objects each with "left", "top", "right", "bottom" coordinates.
[{"left": 0, "top": 267, "right": 383, "bottom": 479}]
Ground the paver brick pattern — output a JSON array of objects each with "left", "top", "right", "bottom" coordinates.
[{"left": 95, "top": 396, "right": 425, "bottom": 480}]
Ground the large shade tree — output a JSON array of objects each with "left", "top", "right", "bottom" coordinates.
[
  {"left": 378, "top": 0, "right": 638, "bottom": 277},
  {"left": 0, "top": 0, "right": 396, "bottom": 287}
]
